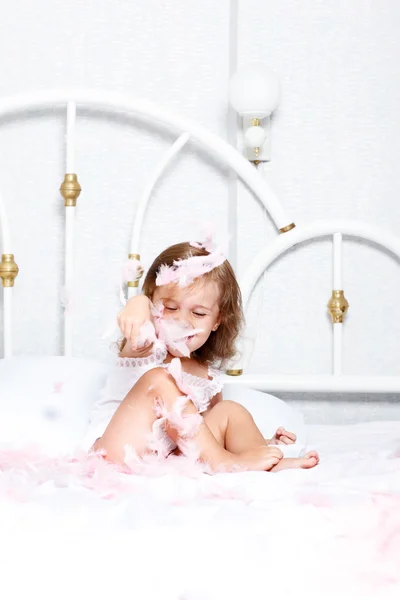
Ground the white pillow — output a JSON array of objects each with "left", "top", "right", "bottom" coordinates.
[
  {"left": 0, "top": 357, "right": 306, "bottom": 458},
  {"left": 0, "top": 356, "right": 107, "bottom": 454},
  {"left": 223, "top": 384, "right": 307, "bottom": 457}
]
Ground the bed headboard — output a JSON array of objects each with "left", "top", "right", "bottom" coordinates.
[{"left": 1, "top": 89, "right": 400, "bottom": 394}]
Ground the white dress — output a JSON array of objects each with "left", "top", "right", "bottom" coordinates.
[{"left": 85, "top": 348, "right": 223, "bottom": 449}]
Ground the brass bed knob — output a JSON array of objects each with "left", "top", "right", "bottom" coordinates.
[
  {"left": 60, "top": 173, "right": 82, "bottom": 207},
  {"left": 0, "top": 254, "right": 19, "bottom": 287},
  {"left": 327, "top": 290, "right": 349, "bottom": 324}
]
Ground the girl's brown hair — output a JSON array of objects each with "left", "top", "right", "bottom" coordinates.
[{"left": 123, "top": 242, "right": 243, "bottom": 366}]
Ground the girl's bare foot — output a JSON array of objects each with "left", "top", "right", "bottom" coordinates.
[{"left": 269, "top": 450, "right": 319, "bottom": 472}]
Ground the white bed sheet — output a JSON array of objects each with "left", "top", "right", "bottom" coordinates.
[{"left": 1, "top": 421, "right": 399, "bottom": 600}]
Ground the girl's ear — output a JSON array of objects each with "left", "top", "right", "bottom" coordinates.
[{"left": 212, "top": 316, "right": 221, "bottom": 331}]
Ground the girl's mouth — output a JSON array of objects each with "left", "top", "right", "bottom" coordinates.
[{"left": 181, "top": 328, "right": 203, "bottom": 342}]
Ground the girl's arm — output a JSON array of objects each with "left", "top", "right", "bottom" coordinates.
[
  {"left": 119, "top": 340, "right": 154, "bottom": 358},
  {"left": 118, "top": 295, "right": 155, "bottom": 358},
  {"left": 208, "top": 391, "right": 223, "bottom": 409}
]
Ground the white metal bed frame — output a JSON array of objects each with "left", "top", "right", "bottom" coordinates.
[{"left": 1, "top": 89, "right": 400, "bottom": 394}]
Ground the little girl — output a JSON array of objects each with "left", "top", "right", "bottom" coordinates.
[{"left": 90, "top": 241, "right": 319, "bottom": 472}]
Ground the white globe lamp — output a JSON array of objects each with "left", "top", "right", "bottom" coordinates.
[
  {"left": 229, "top": 64, "right": 281, "bottom": 118},
  {"left": 229, "top": 64, "right": 281, "bottom": 162}
]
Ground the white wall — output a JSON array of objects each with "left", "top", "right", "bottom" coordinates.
[
  {"left": 0, "top": 1, "right": 399, "bottom": 385},
  {"left": 238, "top": 0, "right": 400, "bottom": 377},
  {"left": 0, "top": 0, "right": 230, "bottom": 359}
]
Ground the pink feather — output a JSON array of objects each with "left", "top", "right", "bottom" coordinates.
[
  {"left": 145, "top": 392, "right": 203, "bottom": 460},
  {"left": 167, "top": 356, "right": 183, "bottom": 382},
  {"left": 147, "top": 418, "right": 176, "bottom": 458},
  {"left": 52, "top": 381, "right": 65, "bottom": 394},
  {"left": 190, "top": 229, "right": 230, "bottom": 255},
  {"left": 166, "top": 358, "right": 194, "bottom": 398},
  {"left": 174, "top": 252, "right": 225, "bottom": 287},
  {"left": 190, "top": 231, "right": 214, "bottom": 253},
  {"left": 119, "top": 258, "right": 144, "bottom": 306},
  {"left": 121, "top": 258, "right": 143, "bottom": 283},
  {"left": 150, "top": 301, "right": 165, "bottom": 320},
  {"left": 155, "top": 263, "right": 179, "bottom": 286},
  {"left": 166, "top": 396, "right": 203, "bottom": 438},
  {"left": 155, "top": 318, "right": 203, "bottom": 357},
  {"left": 136, "top": 320, "right": 157, "bottom": 348},
  {"left": 155, "top": 251, "right": 225, "bottom": 288}
]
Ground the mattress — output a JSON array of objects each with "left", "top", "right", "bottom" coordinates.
[{"left": 0, "top": 420, "right": 399, "bottom": 600}]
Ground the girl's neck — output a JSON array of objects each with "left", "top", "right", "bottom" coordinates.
[{"left": 165, "top": 352, "right": 196, "bottom": 365}]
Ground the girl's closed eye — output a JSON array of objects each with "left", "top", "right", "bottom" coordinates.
[{"left": 193, "top": 312, "right": 206, "bottom": 318}]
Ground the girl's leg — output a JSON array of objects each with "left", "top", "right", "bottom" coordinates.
[
  {"left": 204, "top": 400, "right": 265, "bottom": 453},
  {"left": 204, "top": 400, "right": 319, "bottom": 470},
  {"left": 268, "top": 452, "right": 319, "bottom": 471},
  {"left": 94, "top": 368, "right": 234, "bottom": 468}
]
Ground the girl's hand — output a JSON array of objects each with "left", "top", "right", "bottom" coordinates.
[
  {"left": 117, "top": 295, "right": 152, "bottom": 350},
  {"left": 268, "top": 427, "right": 297, "bottom": 445}
]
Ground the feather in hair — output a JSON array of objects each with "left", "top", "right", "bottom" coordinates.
[{"left": 155, "top": 248, "right": 225, "bottom": 288}]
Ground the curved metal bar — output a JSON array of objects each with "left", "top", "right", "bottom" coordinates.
[
  {"left": 0, "top": 189, "right": 10, "bottom": 252},
  {"left": 0, "top": 89, "right": 292, "bottom": 231},
  {"left": 240, "top": 220, "right": 400, "bottom": 309},
  {"left": 131, "top": 132, "right": 190, "bottom": 253}
]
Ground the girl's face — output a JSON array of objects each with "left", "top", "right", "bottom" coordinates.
[{"left": 152, "top": 279, "right": 221, "bottom": 357}]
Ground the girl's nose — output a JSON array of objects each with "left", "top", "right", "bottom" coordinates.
[{"left": 178, "top": 312, "right": 194, "bottom": 329}]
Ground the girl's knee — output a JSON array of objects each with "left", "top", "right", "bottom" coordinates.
[
  {"left": 219, "top": 399, "right": 250, "bottom": 414},
  {"left": 138, "top": 367, "right": 170, "bottom": 392},
  {"left": 135, "top": 367, "right": 182, "bottom": 408},
  {"left": 218, "top": 400, "right": 255, "bottom": 422}
]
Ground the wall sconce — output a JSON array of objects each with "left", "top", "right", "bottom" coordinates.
[{"left": 229, "top": 64, "right": 281, "bottom": 163}]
